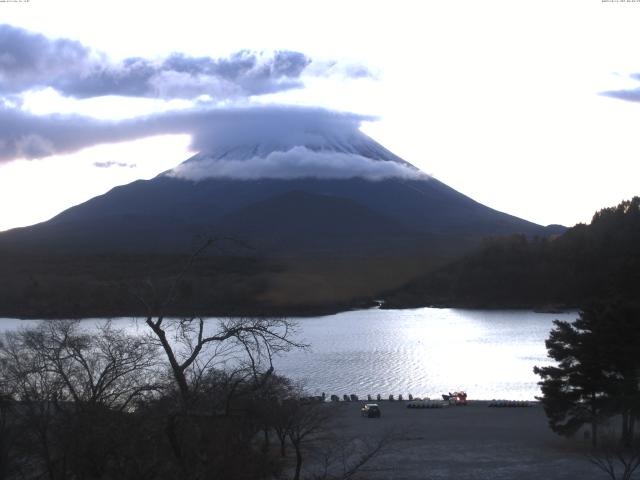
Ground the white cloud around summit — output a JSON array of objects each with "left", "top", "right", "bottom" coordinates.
[{"left": 170, "top": 146, "right": 427, "bottom": 181}]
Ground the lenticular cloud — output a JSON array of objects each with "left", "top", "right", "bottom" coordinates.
[{"left": 169, "top": 146, "right": 427, "bottom": 181}]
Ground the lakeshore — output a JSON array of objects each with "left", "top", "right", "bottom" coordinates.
[
  {"left": 2, "top": 308, "right": 576, "bottom": 400},
  {"left": 309, "top": 400, "right": 603, "bottom": 480}
]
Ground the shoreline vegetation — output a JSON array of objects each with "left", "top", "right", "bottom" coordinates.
[
  {"left": 383, "top": 197, "right": 640, "bottom": 312},
  {"left": 2, "top": 302, "right": 578, "bottom": 321},
  {"left": 0, "top": 251, "right": 436, "bottom": 319},
  {"left": 1, "top": 197, "right": 636, "bottom": 320}
]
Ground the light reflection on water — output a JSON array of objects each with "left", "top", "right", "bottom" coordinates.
[
  {"left": 271, "top": 308, "right": 577, "bottom": 400},
  {"left": 0, "top": 308, "right": 577, "bottom": 400}
]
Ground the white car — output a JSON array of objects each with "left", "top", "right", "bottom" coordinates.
[{"left": 361, "top": 403, "right": 381, "bottom": 418}]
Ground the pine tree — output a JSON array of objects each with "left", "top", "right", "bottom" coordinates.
[
  {"left": 534, "top": 302, "right": 640, "bottom": 447},
  {"left": 534, "top": 313, "right": 609, "bottom": 446},
  {"left": 592, "top": 303, "right": 640, "bottom": 448}
]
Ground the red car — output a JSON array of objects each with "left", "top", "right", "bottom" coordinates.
[{"left": 442, "top": 391, "right": 468, "bottom": 405}]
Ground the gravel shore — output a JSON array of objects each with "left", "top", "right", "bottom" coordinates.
[{"left": 318, "top": 400, "right": 604, "bottom": 480}]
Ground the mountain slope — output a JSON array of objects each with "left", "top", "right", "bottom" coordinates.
[
  {"left": 0, "top": 175, "right": 552, "bottom": 256},
  {"left": 214, "top": 190, "right": 422, "bottom": 254},
  {"left": 0, "top": 126, "right": 567, "bottom": 317}
]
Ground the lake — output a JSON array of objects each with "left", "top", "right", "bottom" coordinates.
[{"left": 0, "top": 307, "right": 577, "bottom": 400}]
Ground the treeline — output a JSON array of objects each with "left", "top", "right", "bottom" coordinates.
[
  {"left": 0, "top": 246, "right": 442, "bottom": 318},
  {"left": 385, "top": 197, "right": 640, "bottom": 309},
  {"left": 0, "top": 253, "right": 279, "bottom": 318},
  {"left": 0, "top": 318, "right": 384, "bottom": 480}
]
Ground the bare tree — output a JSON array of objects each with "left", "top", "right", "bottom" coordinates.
[
  {"left": 123, "top": 238, "right": 310, "bottom": 480},
  {"left": 587, "top": 432, "right": 640, "bottom": 480},
  {"left": 0, "top": 320, "right": 163, "bottom": 480},
  {"left": 312, "top": 431, "right": 399, "bottom": 480},
  {"left": 0, "top": 381, "right": 17, "bottom": 480},
  {"left": 271, "top": 399, "right": 296, "bottom": 458},
  {"left": 135, "top": 239, "right": 307, "bottom": 408},
  {"left": 286, "top": 401, "right": 332, "bottom": 480},
  {"left": 2, "top": 329, "right": 67, "bottom": 480},
  {"left": 1, "top": 239, "right": 310, "bottom": 480},
  {"left": 13, "top": 320, "right": 163, "bottom": 410},
  {"left": 142, "top": 315, "right": 304, "bottom": 408}
]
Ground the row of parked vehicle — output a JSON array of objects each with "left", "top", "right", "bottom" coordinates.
[
  {"left": 332, "top": 393, "right": 425, "bottom": 402},
  {"left": 330, "top": 394, "right": 361, "bottom": 402},
  {"left": 488, "top": 400, "right": 531, "bottom": 407},
  {"left": 406, "top": 400, "right": 444, "bottom": 409}
]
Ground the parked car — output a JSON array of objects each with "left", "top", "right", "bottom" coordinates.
[
  {"left": 442, "top": 391, "right": 468, "bottom": 406},
  {"left": 361, "top": 403, "right": 381, "bottom": 418}
]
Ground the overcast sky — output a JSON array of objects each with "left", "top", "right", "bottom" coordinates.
[{"left": 2, "top": 0, "right": 640, "bottom": 231}]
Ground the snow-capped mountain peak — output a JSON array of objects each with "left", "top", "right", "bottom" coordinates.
[{"left": 168, "top": 130, "right": 424, "bottom": 181}]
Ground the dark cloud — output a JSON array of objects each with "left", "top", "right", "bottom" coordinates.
[
  {"left": 56, "top": 57, "right": 158, "bottom": 98},
  {"left": 0, "top": 103, "right": 424, "bottom": 182},
  {"left": 600, "top": 88, "right": 640, "bottom": 103},
  {"left": 0, "top": 24, "right": 372, "bottom": 100},
  {"left": 0, "top": 106, "right": 157, "bottom": 161},
  {"left": 0, "top": 104, "right": 373, "bottom": 163},
  {"left": 0, "top": 24, "right": 378, "bottom": 165},
  {"left": 0, "top": 24, "right": 90, "bottom": 95},
  {"left": 0, "top": 102, "right": 422, "bottom": 182},
  {"left": 53, "top": 50, "right": 310, "bottom": 100},
  {"left": 600, "top": 73, "right": 640, "bottom": 103},
  {"left": 181, "top": 105, "right": 375, "bottom": 153}
]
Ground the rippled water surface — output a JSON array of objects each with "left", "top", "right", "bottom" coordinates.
[
  {"left": 271, "top": 308, "right": 576, "bottom": 400},
  {"left": 0, "top": 308, "right": 577, "bottom": 400}
]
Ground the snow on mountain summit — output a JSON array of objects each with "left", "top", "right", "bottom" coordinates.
[
  {"left": 189, "top": 128, "right": 408, "bottom": 163},
  {"left": 168, "top": 128, "right": 426, "bottom": 181}
]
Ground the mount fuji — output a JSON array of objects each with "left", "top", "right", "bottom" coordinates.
[
  {"left": 0, "top": 120, "right": 558, "bottom": 257},
  {"left": 0, "top": 108, "right": 567, "bottom": 316}
]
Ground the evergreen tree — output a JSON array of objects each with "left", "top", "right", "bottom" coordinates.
[
  {"left": 592, "top": 303, "right": 640, "bottom": 448},
  {"left": 534, "top": 302, "right": 640, "bottom": 447},
  {"left": 534, "top": 313, "right": 610, "bottom": 446}
]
